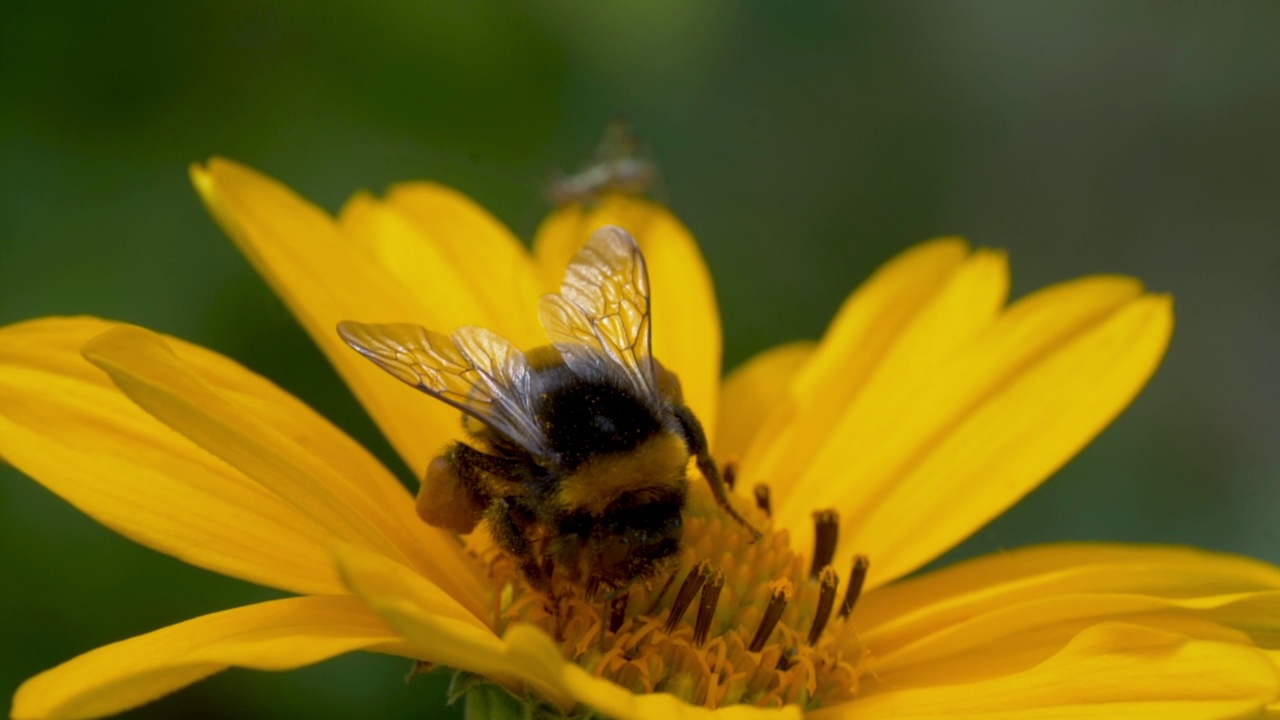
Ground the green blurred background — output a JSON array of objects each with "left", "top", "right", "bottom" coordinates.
[{"left": 3, "top": 2, "right": 1279, "bottom": 717}]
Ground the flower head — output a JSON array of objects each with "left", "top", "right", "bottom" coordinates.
[{"left": 3, "top": 158, "right": 1277, "bottom": 720}]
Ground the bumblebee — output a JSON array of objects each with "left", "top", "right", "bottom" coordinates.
[{"left": 338, "top": 227, "right": 757, "bottom": 595}]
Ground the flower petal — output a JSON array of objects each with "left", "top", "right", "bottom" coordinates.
[
  {"left": 867, "top": 590, "right": 1280, "bottom": 686},
  {"left": 833, "top": 285, "right": 1170, "bottom": 587},
  {"left": 768, "top": 263, "right": 1170, "bottom": 588},
  {"left": 741, "top": 239, "right": 972, "bottom": 502},
  {"left": 771, "top": 244, "right": 1010, "bottom": 519},
  {"left": 81, "top": 324, "right": 488, "bottom": 619},
  {"left": 829, "top": 624, "right": 1278, "bottom": 719},
  {"left": 331, "top": 543, "right": 573, "bottom": 709},
  {"left": 560, "top": 662, "right": 803, "bottom": 720},
  {"left": 11, "top": 595, "right": 415, "bottom": 720},
  {"left": 844, "top": 545, "right": 1280, "bottom": 716},
  {"left": 857, "top": 544, "right": 1280, "bottom": 665},
  {"left": 714, "top": 341, "right": 815, "bottom": 462},
  {"left": 191, "top": 158, "right": 456, "bottom": 476},
  {"left": 340, "top": 182, "right": 545, "bottom": 348},
  {"left": 532, "top": 195, "right": 722, "bottom": 433},
  {"left": 0, "top": 317, "right": 341, "bottom": 595}
]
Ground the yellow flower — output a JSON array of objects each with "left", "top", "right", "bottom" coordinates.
[{"left": 3, "top": 157, "right": 1277, "bottom": 720}]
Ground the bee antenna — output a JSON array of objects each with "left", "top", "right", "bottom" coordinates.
[{"left": 672, "top": 405, "right": 764, "bottom": 542}]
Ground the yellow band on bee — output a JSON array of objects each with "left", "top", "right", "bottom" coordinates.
[{"left": 556, "top": 432, "right": 689, "bottom": 515}]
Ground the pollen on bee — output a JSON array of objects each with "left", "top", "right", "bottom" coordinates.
[
  {"left": 417, "top": 455, "right": 485, "bottom": 534},
  {"left": 482, "top": 485, "right": 870, "bottom": 710}
]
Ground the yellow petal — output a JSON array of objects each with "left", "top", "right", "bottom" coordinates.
[
  {"left": 868, "top": 590, "right": 1280, "bottom": 688},
  {"left": 338, "top": 191, "right": 496, "bottom": 334},
  {"left": 829, "top": 286, "right": 1171, "bottom": 587},
  {"left": 359, "top": 181, "right": 544, "bottom": 347},
  {"left": 533, "top": 195, "right": 721, "bottom": 433},
  {"left": 560, "top": 662, "right": 803, "bottom": 720},
  {"left": 773, "top": 245, "right": 1010, "bottom": 517},
  {"left": 858, "top": 543, "right": 1280, "bottom": 661},
  {"left": 0, "top": 317, "right": 341, "bottom": 595},
  {"left": 740, "top": 239, "right": 972, "bottom": 501},
  {"left": 714, "top": 341, "right": 815, "bottom": 462},
  {"left": 11, "top": 595, "right": 416, "bottom": 720},
  {"left": 764, "top": 263, "right": 1169, "bottom": 588},
  {"left": 81, "top": 324, "right": 488, "bottom": 620},
  {"left": 830, "top": 624, "right": 1278, "bottom": 719},
  {"left": 846, "top": 545, "right": 1280, "bottom": 711},
  {"left": 191, "top": 158, "right": 456, "bottom": 476},
  {"left": 331, "top": 543, "right": 573, "bottom": 709}
]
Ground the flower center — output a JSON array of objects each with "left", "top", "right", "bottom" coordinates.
[{"left": 481, "top": 471, "right": 870, "bottom": 711}]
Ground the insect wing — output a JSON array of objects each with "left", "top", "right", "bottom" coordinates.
[
  {"left": 337, "top": 321, "right": 549, "bottom": 455},
  {"left": 538, "top": 226, "right": 659, "bottom": 400}
]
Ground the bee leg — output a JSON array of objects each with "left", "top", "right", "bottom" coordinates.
[
  {"left": 672, "top": 404, "right": 764, "bottom": 541},
  {"left": 488, "top": 498, "right": 554, "bottom": 596},
  {"left": 449, "top": 441, "right": 529, "bottom": 479}
]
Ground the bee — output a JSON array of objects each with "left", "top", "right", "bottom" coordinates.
[
  {"left": 547, "top": 119, "right": 659, "bottom": 207},
  {"left": 338, "top": 226, "right": 757, "bottom": 596}
]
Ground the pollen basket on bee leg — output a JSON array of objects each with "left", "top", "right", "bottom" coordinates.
[{"left": 417, "top": 454, "right": 485, "bottom": 534}]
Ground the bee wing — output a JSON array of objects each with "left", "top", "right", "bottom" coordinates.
[
  {"left": 538, "top": 226, "right": 659, "bottom": 400},
  {"left": 337, "top": 321, "right": 550, "bottom": 456}
]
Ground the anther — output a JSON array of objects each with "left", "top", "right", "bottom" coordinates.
[
  {"left": 693, "top": 569, "right": 725, "bottom": 647},
  {"left": 753, "top": 484, "right": 771, "bottom": 517},
  {"left": 748, "top": 580, "right": 792, "bottom": 652},
  {"left": 838, "top": 555, "right": 869, "bottom": 619},
  {"left": 664, "top": 561, "right": 710, "bottom": 633},
  {"left": 809, "top": 509, "right": 839, "bottom": 579},
  {"left": 608, "top": 592, "right": 630, "bottom": 634},
  {"left": 806, "top": 566, "right": 839, "bottom": 646},
  {"left": 722, "top": 461, "right": 738, "bottom": 490}
]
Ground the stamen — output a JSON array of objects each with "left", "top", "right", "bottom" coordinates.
[
  {"left": 838, "top": 555, "right": 870, "bottom": 619},
  {"left": 585, "top": 575, "right": 601, "bottom": 602},
  {"left": 664, "top": 561, "right": 710, "bottom": 633},
  {"left": 753, "top": 484, "right": 771, "bottom": 517},
  {"left": 609, "top": 592, "right": 630, "bottom": 634},
  {"left": 722, "top": 461, "right": 738, "bottom": 490},
  {"left": 806, "top": 566, "right": 839, "bottom": 646},
  {"left": 692, "top": 569, "right": 725, "bottom": 647},
  {"left": 809, "top": 509, "right": 839, "bottom": 579},
  {"left": 748, "top": 580, "right": 792, "bottom": 652},
  {"left": 488, "top": 491, "right": 867, "bottom": 709},
  {"left": 691, "top": 566, "right": 721, "bottom": 645}
]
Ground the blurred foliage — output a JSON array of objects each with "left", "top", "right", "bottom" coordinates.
[{"left": 2, "top": 1, "right": 1279, "bottom": 717}]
